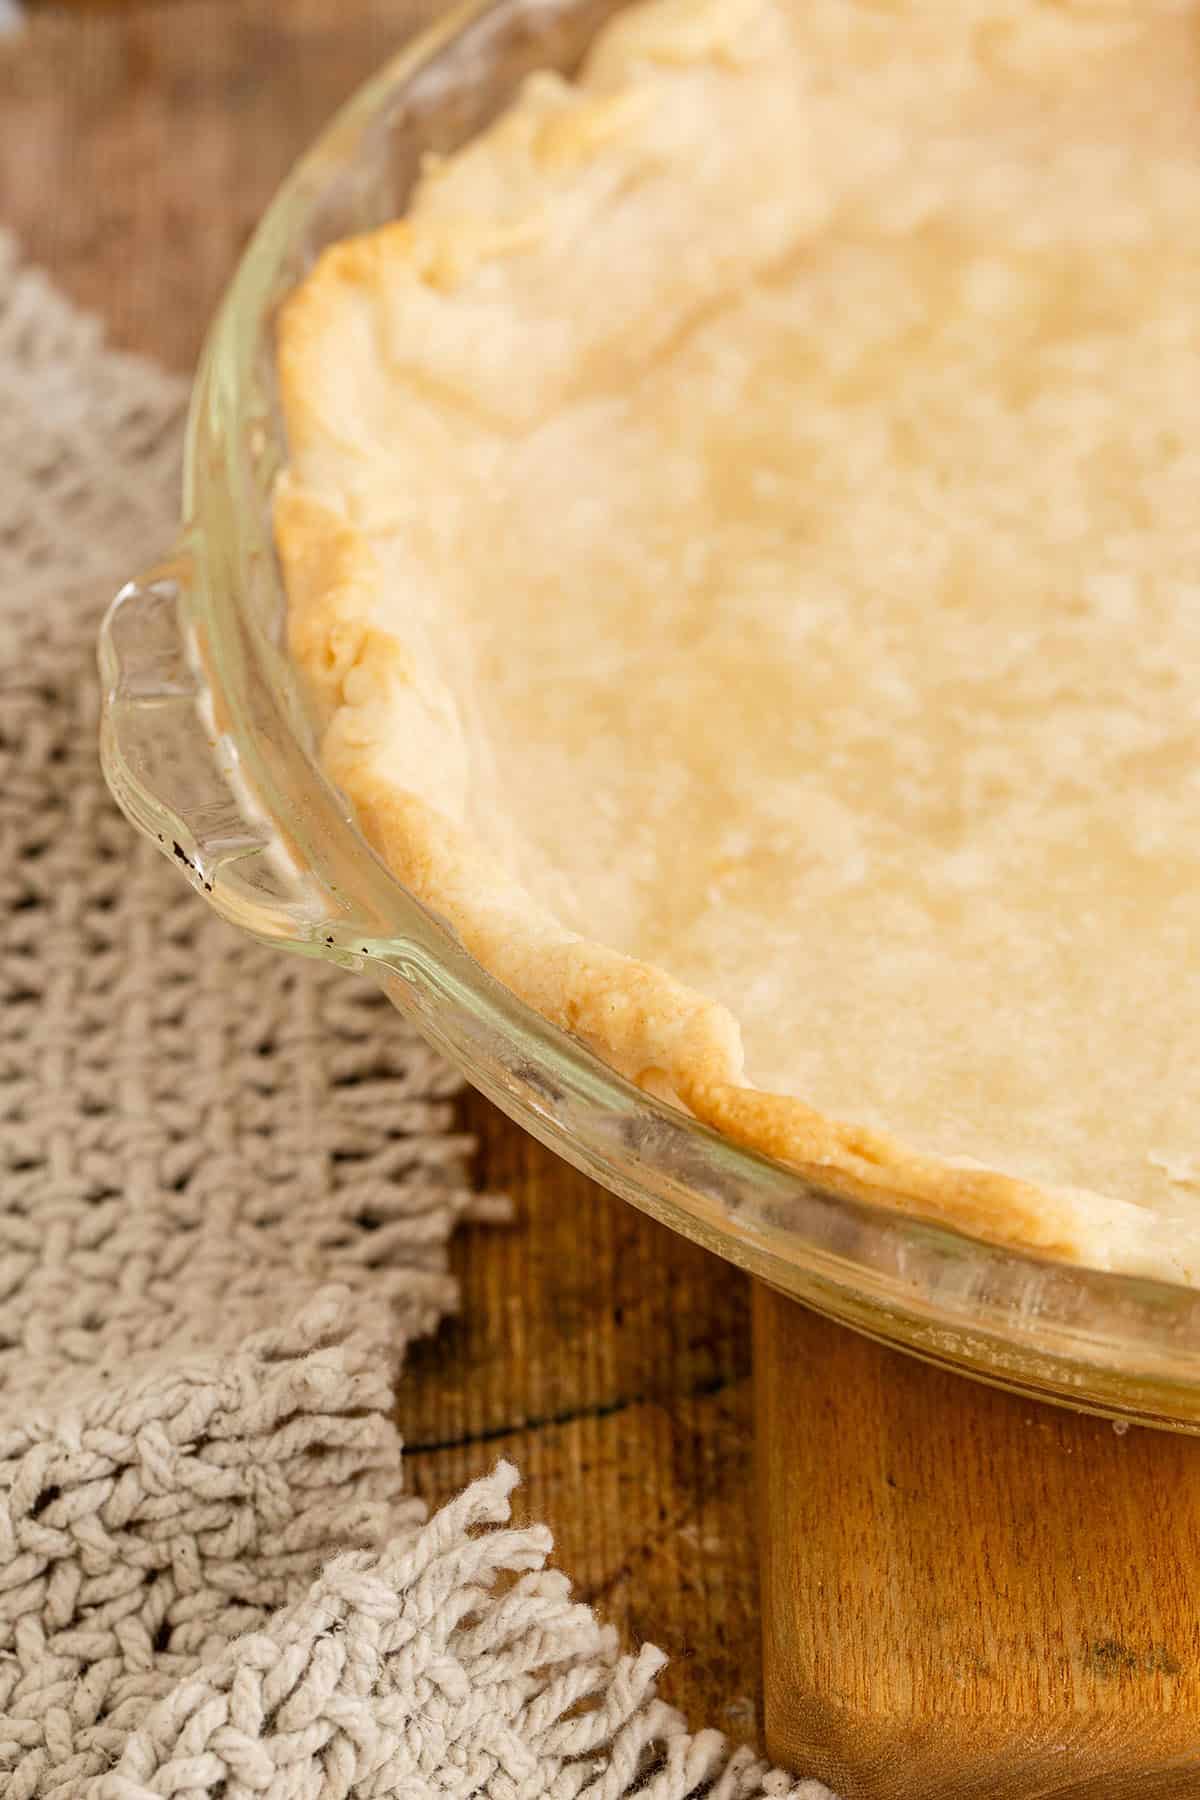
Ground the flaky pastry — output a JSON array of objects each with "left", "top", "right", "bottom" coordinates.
[{"left": 276, "top": 0, "right": 1200, "bottom": 1282}]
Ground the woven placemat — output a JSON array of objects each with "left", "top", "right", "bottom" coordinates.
[{"left": 0, "top": 231, "right": 832, "bottom": 1800}]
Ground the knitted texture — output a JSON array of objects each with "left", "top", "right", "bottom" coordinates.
[{"left": 0, "top": 232, "right": 833, "bottom": 1800}]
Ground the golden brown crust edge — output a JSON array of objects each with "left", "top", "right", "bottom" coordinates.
[
  {"left": 274, "top": 476, "right": 1096, "bottom": 1268},
  {"left": 268, "top": 0, "right": 1174, "bottom": 1274}
]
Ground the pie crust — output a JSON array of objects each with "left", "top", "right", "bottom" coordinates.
[{"left": 275, "top": 0, "right": 1200, "bottom": 1282}]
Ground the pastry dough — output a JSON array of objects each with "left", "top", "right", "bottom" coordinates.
[{"left": 276, "top": 0, "right": 1200, "bottom": 1282}]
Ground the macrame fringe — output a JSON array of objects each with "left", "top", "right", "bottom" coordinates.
[{"left": 91, "top": 1462, "right": 832, "bottom": 1800}]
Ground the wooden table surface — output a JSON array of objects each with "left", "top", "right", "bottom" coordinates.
[{"left": 0, "top": 0, "right": 760, "bottom": 1744}]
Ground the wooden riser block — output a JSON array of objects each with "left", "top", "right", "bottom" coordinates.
[{"left": 754, "top": 1283, "right": 1200, "bottom": 1800}]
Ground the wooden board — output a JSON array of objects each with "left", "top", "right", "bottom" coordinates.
[
  {"left": 755, "top": 1283, "right": 1200, "bottom": 1799},
  {"left": 0, "top": 0, "right": 761, "bottom": 1747}
]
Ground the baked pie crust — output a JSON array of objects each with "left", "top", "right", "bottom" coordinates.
[{"left": 276, "top": 0, "right": 1200, "bottom": 1282}]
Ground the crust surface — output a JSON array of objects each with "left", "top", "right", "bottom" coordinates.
[{"left": 276, "top": 0, "right": 1200, "bottom": 1282}]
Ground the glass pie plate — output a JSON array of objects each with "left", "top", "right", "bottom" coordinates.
[{"left": 98, "top": 0, "right": 1200, "bottom": 1432}]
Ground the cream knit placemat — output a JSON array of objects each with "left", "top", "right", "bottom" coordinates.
[{"left": 0, "top": 233, "right": 832, "bottom": 1800}]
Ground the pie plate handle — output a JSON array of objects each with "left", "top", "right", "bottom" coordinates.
[{"left": 98, "top": 552, "right": 333, "bottom": 952}]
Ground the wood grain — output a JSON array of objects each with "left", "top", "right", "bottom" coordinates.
[
  {"left": 0, "top": 0, "right": 760, "bottom": 1745},
  {"left": 756, "top": 1285, "right": 1200, "bottom": 1800},
  {"left": 407, "top": 1090, "right": 757, "bottom": 1738}
]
